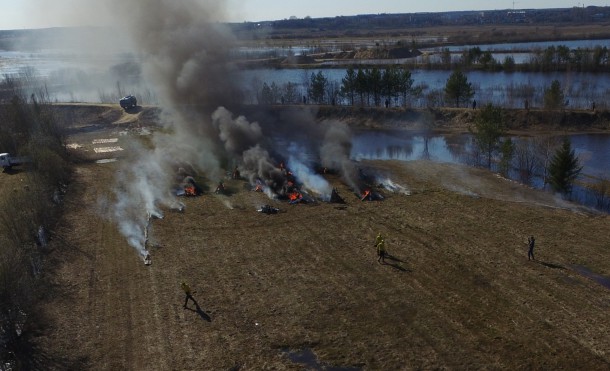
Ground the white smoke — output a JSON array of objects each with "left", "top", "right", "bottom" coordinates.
[{"left": 287, "top": 155, "right": 332, "bottom": 197}]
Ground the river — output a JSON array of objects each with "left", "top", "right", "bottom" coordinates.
[{"left": 350, "top": 130, "right": 610, "bottom": 211}]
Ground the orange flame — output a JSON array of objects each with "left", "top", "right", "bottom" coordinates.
[
  {"left": 361, "top": 189, "right": 371, "bottom": 201},
  {"left": 185, "top": 186, "right": 197, "bottom": 196}
]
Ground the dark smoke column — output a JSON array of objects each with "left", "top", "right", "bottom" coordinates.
[{"left": 117, "top": 0, "right": 242, "bottom": 112}]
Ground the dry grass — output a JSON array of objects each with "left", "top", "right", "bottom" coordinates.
[{"left": 34, "top": 105, "right": 610, "bottom": 370}]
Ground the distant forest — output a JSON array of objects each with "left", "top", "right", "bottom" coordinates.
[{"left": 1, "top": 6, "right": 610, "bottom": 51}]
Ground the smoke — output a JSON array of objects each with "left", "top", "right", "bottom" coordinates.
[
  {"left": 288, "top": 155, "right": 332, "bottom": 197},
  {"left": 320, "top": 122, "right": 360, "bottom": 192},
  {"left": 212, "top": 106, "right": 263, "bottom": 156},
  {"left": 32, "top": 0, "right": 364, "bottom": 256}
]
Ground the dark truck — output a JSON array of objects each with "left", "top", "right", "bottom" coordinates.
[{"left": 119, "top": 95, "right": 137, "bottom": 110}]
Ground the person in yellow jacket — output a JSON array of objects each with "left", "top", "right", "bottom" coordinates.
[
  {"left": 375, "top": 232, "right": 383, "bottom": 247},
  {"left": 377, "top": 238, "right": 386, "bottom": 264},
  {"left": 181, "top": 281, "right": 196, "bottom": 308}
]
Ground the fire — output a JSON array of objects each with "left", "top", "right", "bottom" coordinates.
[
  {"left": 185, "top": 186, "right": 197, "bottom": 196},
  {"left": 361, "top": 189, "right": 372, "bottom": 201},
  {"left": 288, "top": 191, "right": 303, "bottom": 204}
]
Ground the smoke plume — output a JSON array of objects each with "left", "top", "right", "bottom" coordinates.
[
  {"left": 320, "top": 122, "right": 360, "bottom": 192},
  {"left": 36, "top": 1, "right": 363, "bottom": 257}
]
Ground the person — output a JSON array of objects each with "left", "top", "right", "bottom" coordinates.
[
  {"left": 181, "top": 281, "right": 196, "bottom": 308},
  {"left": 215, "top": 181, "right": 225, "bottom": 194},
  {"left": 592, "top": 101, "right": 596, "bottom": 112},
  {"left": 377, "top": 237, "right": 386, "bottom": 264},
  {"left": 527, "top": 236, "right": 535, "bottom": 261},
  {"left": 375, "top": 232, "right": 383, "bottom": 247},
  {"left": 524, "top": 99, "right": 529, "bottom": 111},
  {"left": 472, "top": 99, "right": 476, "bottom": 109}
]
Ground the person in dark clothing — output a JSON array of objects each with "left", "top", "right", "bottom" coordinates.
[
  {"left": 527, "top": 236, "right": 535, "bottom": 261},
  {"left": 472, "top": 100, "right": 477, "bottom": 109},
  {"left": 181, "top": 282, "right": 197, "bottom": 308}
]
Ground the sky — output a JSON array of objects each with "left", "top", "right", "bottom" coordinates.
[{"left": 0, "top": 0, "right": 607, "bottom": 29}]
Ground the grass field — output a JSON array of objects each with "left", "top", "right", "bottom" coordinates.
[{"left": 26, "top": 105, "right": 610, "bottom": 369}]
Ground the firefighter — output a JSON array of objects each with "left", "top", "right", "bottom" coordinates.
[
  {"left": 233, "top": 166, "right": 240, "bottom": 179},
  {"left": 377, "top": 238, "right": 386, "bottom": 264},
  {"left": 527, "top": 236, "right": 535, "bottom": 261},
  {"left": 215, "top": 181, "right": 225, "bottom": 194},
  {"left": 375, "top": 232, "right": 383, "bottom": 247},
  {"left": 181, "top": 281, "right": 196, "bottom": 308}
]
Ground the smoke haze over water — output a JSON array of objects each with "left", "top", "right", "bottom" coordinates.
[{"left": 36, "top": 0, "right": 361, "bottom": 256}]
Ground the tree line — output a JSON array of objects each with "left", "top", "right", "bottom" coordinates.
[
  {"left": 0, "top": 88, "right": 71, "bottom": 368},
  {"left": 258, "top": 66, "right": 583, "bottom": 111},
  {"left": 468, "top": 103, "right": 607, "bottom": 209},
  {"left": 413, "top": 44, "right": 610, "bottom": 73}
]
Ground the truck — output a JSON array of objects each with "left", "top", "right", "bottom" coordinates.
[
  {"left": 0, "top": 153, "right": 27, "bottom": 171},
  {"left": 119, "top": 95, "right": 137, "bottom": 110}
]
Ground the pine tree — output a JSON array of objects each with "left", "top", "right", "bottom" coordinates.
[
  {"left": 444, "top": 70, "right": 474, "bottom": 108},
  {"left": 548, "top": 137, "right": 582, "bottom": 195}
]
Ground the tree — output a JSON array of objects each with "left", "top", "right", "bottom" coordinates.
[
  {"left": 396, "top": 67, "right": 416, "bottom": 107},
  {"left": 498, "top": 138, "right": 515, "bottom": 177},
  {"left": 548, "top": 137, "right": 582, "bottom": 195},
  {"left": 470, "top": 103, "right": 506, "bottom": 169},
  {"left": 534, "top": 135, "right": 562, "bottom": 188},
  {"left": 440, "top": 48, "right": 452, "bottom": 67},
  {"left": 340, "top": 67, "right": 357, "bottom": 106},
  {"left": 308, "top": 71, "right": 327, "bottom": 104},
  {"left": 444, "top": 70, "right": 474, "bottom": 108},
  {"left": 282, "top": 82, "right": 299, "bottom": 104},
  {"left": 355, "top": 68, "right": 368, "bottom": 106},
  {"left": 514, "top": 138, "right": 539, "bottom": 185},
  {"left": 367, "top": 68, "right": 382, "bottom": 106},
  {"left": 260, "top": 83, "right": 273, "bottom": 104},
  {"left": 381, "top": 67, "right": 400, "bottom": 106},
  {"left": 503, "top": 56, "right": 516, "bottom": 72},
  {"left": 543, "top": 80, "right": 564, "bottom": 110}
]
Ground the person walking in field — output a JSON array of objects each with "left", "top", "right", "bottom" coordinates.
[
  {"left": 527, "top": 236, "right": 535, "bottom": 261},
  {"left": 181, "top": 281, "right": 196, "bottom": 308},
  {"left": 375, "top": 232, "right": 383, "bottom": 247},
  {"left": 377, "top": 238, "right": 386, "bottom": 264}
]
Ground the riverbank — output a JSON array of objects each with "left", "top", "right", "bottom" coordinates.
[
  {"left": 47, "top": 103, "right": 610, "bottom": 136},
  {"left": 237, "top": 104, "right": 610, "bottom": 134}
]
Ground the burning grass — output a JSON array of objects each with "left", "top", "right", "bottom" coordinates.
[{"left": 37, "top": 156, "right": 610, "bottom": 369}]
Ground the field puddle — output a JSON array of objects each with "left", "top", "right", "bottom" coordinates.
[
  {"left": 281, "top": 348, "right": 361, "bottom": 371},
  {"left": 570, "top": 265, "right": 610, "bottom": 290}
]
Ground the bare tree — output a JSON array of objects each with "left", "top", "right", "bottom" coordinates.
[
  {"left": 588, "top": 175, "right": 610, "bottom": 211},
  {"left": 533, "top": 135, "right": 562, "bottom": 188},
  {"left": 514, "top": 138, "right": 539, "bottom": 185}
]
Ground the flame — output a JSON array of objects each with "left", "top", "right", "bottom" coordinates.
[
  {"left": 361, "top": 189, "right": 371, "bottom": 201},
  {"left": 288, "top": 191, "right": 302, "bottom": 201},
  {"left": 185, "top": 186, "right": 197, "bottom": 196}
]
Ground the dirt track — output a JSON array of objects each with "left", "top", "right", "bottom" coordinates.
[{"left": 35, "top": 105, "right": 610, "bottom": 370}]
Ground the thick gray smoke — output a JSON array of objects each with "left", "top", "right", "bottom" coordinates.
[
  {"left": 320, "top": 122, "right": 360, "bottom": 192},
  {"left": 36, "top": 1, "right": 361, "bottom": 257},
  {"left": 212, "top": 106, "right": 263, "bottom": 156}
]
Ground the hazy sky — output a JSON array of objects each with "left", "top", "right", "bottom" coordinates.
[{"left": 0, "top": 0, "right": 607, "bottom": 29}]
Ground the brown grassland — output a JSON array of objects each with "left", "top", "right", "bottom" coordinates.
[{"left": 6, "top": 104, "right": 608, "bottom": 369}]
